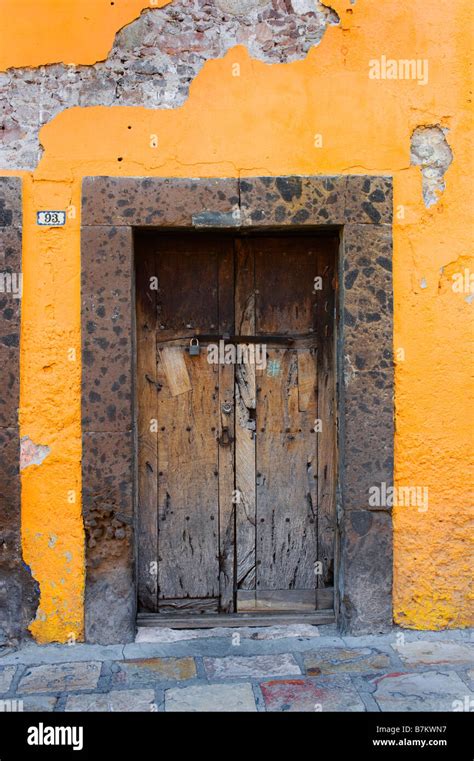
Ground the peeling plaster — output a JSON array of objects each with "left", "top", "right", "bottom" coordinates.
[
  {"left": 20, "top": 436, "right": 51, "bottom": 470},
  {"left": 0, "top": 0, "right": 339, "bottom": 170},
  {"left": 437, "top": 255, "right": 474, "bottom": 298},
  {"left": 410, "top": 125, "right": 453, "bottom": 208}
]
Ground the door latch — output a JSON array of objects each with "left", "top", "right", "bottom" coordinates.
[{"left": 217, "top": 426, "right": 234, "bottom": 447}]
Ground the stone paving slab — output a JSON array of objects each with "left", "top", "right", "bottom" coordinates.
[
  {"left": 341, "top": 628, "right": 473, "bottom": 647},
  {"left": 0, "top": 627, "right": 470, "bottom": 666},
  {"left": 0, "top": 643, "right": 125, "bottom": 665},
  {"left": 165, "top": 683, "right": 257, "bottom": 712},
  {"left": 0, "top": 696, "right": 58, "bottom": 712},
  {"left": 17, "top": 662, "right": 102, "bottom": 694},
  {"left": 0, "top": 666, "right": 16, "bottom": 693},
  {"left": 260, "top": 676, "right": 366, "bottom": 712},
  {"left": 393, "top": 640, "right": 474, "bottom": 667},
  {"left": 303, "top": 648, "right": 391, "bottom": 675},
  {"left": 124, "top": 634, "right": 345, "bottom": 661},
  {"left": 0, "top": 627, "right": 472, "bottom": 712},
  {"left": 371, "top": 670, "right": 474, "bottom": 712},
  {"left": 65, "top": 689, "right": 156, "bottom": 712},
  {"left": 204, "top": 653, "right": 301, "bottom": 679},
  {"left": 111, "top": 657, "right": 196, "bottom": 687}
]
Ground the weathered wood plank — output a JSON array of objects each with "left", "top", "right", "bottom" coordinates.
[
  {"left": 155, "top": 238, "right": 223, "bottom": 603},
  {"left": 137, "top": 611, "right": 335, "bottom": 627},
  {"left": 297, "top": 349, "right": 317, "bottom": 412},
  {"left": 255, "top": 237, "right": 317, "bottom": 335},
  {"left": 136, "top": 248, "right": 158, "bottom": 612},
  {"left": 238, "top": 589, "right": 316, "bottom": 611},
  {"left": 157, "top": 598, "right": 219, "bottom": 613},
  {"left": 153, "top": 235, "right": 220, "bottom": 342},
  {"left": 256, "top": 347, "right": 317, "bottom": 591},
  {"left": 217, "top": 243, "right": 236, "bottom": 612},
  {"left": 253, "top": 236, "right": 320, "bottom": 600},
  {"left": 234, "top": 239, "right": 257, "bottom": 594},
  {"left": 316, "top": 587, "right": 334, "bottom": 610},
  {"left": 157, "top": 347, "right": 220, "bottom": 601},
  {"left": 158, "top": 346, "right": 192, "bottom": 396},
  {"left": 316, "top": 236, "right": 338, "bottom": 589}
]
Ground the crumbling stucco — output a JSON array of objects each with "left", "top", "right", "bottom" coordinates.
[
  {"left": 20, "top": 436, "right": 50, "bottom": 470},
  {"left": 0, "top": 0, "right": 339, "bottom": 170},
  {"left": 410, "top": 125, "right": 453, "bottom": 208}
]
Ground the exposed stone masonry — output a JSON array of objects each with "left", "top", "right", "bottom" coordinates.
[{"left": 0, "top": 0, "right": 339, "bottom": 170}]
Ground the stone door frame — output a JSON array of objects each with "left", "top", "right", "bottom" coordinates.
[
  {"left": 0, "top": 177, "right": 40, "bottom": 645},
  {"left": 81, "top": 175, "right": 394, "bottom": 643}
]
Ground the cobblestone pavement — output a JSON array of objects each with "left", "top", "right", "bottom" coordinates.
[{"left": 0, "top": 625, "right": 472, "bottom": 712}]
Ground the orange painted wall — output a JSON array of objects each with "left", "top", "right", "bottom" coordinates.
[
  {"left": 2, "top": 0, "right": 472, "bottom": 641},
  {"left": 0, "top": 0, "right": 169, "bottom": 69}
]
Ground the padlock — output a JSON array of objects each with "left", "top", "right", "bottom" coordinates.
[{"left": 189, "top": 337, "right": 200, "bottom": 356}]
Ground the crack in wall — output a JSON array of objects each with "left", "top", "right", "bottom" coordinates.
[{"left": 0, "top": 0, "right": 339, "bottom": 171}]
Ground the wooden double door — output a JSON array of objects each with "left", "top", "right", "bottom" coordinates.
[{"left": 136, "top": 232, "right": 337, "bottom": 620}]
